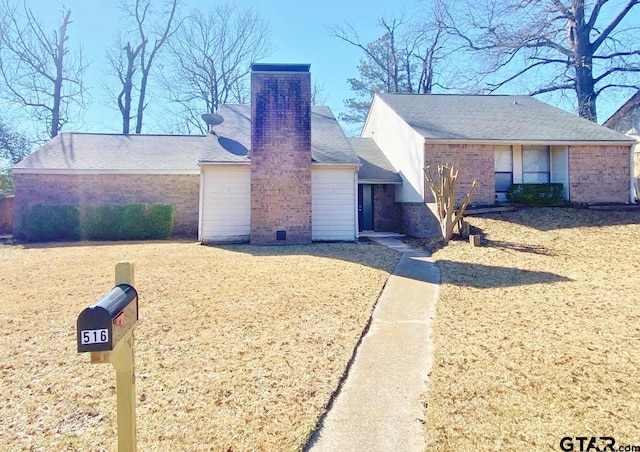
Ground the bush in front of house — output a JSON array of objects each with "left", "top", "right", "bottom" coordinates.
[
  {"left": 21, "top": 205, "right": 81, "bottom": 241},
  {"left": 144, "top": 203, "right": 174, "bottom": 239},
  {"left": 506, "top": 183, "right": 565, "bottom": 205},
  {"left": 21, "top": 203, "right": 174, "bottom": 242}
]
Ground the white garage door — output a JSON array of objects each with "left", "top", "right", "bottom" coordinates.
[
  {"left": 200, "top": 165, "right": 251, "bottom": 243},
  {"left": 312, "top": 167, "right": 357, "bottom": 241}
]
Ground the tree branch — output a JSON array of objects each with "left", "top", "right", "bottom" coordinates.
[{"left": 592, "top": 0, "right": 639, "bottom": 52}]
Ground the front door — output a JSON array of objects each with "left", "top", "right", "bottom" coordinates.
[{"left": 358, "top": 184, "right": 374, "bottom": 231}]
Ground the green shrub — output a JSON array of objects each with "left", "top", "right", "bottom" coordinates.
[
  {"left": 506, "top": 183, "right": 565, "bottom": 205},
  {"left": 22, "top": 205, "right": 81, "bottom": 241},
  {"left": 145, "top": 204, "right": 174, "bottom": 239},
  {"left": 21, "top": 203, "right": 174, "bottom": 242}
]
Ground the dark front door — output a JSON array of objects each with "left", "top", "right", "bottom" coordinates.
[{"left": 358, "top": 184, "right": 374, "bottom": 231}]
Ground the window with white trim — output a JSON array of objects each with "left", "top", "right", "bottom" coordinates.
[
  {"left": 522, "top": 145, "right": 550, "bottom": 183},
  {"left": 494, "top": 145, "right": 513, "bottom": 201}
]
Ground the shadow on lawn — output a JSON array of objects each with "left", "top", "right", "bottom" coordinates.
[
  {"left": 437, "top": 259, "right": 572, "bottom": 288},
  {"left": 220, "top": 240, "right": 401, "bottom": 273},
  {"left": 468, "top": 206, "right": 640, "bottom": 232}
]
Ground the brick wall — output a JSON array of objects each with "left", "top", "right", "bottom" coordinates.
[
  {"left": 250, "top": 65, "right": 312, "bottom": 245},
  {"left": 373, "top": 184, "right": 402, "bottom": 232},
  {"left": 568, "top": 145, "right": 631, "bottom": 203},
  {"left": 401, "top": 203, "right": 441, "bottom": 238},
  {"left": 13, "top": 173, "right": 199, "bottom": 238},
  {"left": 424, "top": 143, "right": 495, "bottom": 205}
]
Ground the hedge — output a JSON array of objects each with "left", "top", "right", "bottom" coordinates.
[
  {"left": 506, "top": 183, "right": 565, "bottom": 205},
  {"left": 21, "top": 203, "right": 174, "bottom": 242}
]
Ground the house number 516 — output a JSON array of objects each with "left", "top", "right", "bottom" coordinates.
[{"left": 80, "top": 329, "right": 109, "bottom": 344}]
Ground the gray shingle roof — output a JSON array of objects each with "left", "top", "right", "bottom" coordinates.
[
  {"left": 15, "top": 104, "right": 358, "bottom": 172},
  {"left": 200, "top": 104, "right": 358, "bottom": 165},
  {"left": 350, "top": 138, "right": 401, "bottom": 184},
  {"left": 13, "top": 133, "right": 211, "bottom": 172},
  {"left": 376, "top": 93, "right": 636, "bottom": 143}
]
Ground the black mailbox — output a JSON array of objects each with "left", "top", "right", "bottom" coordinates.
[{"left": 77, "top": 284, "right": 138, "bottom": 353}]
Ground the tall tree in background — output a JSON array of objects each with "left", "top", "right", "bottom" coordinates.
[
  {"left": 329, "top": 10, "right": 448, "bottom": 127},
  {"left": 107, "top": 0, "right": 180, "bottom": 134},
  {"left": 106, "top": 36, "right": 144, "bottom": 134},
  {"left": 0, "top": 1, "right": 87, "bottom": 139},
  {"left": 439, "top": 0, "right": 640, "bottom": 122},
  {"left": 162, "top": 4, "right": 270, "bottom": 134},
  {"left": 0, "top": 117, "right": 31, "bottom": 196}
]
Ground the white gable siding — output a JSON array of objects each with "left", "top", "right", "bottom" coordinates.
[
  {"left": 199, "top": 165, "right": 251, "bottom": 243},
  {"left": 362, "top": 95, "right": 426, "bottom": 202},
  {"left": 312, "top": 167, "right": 357, "bottom": 241}
]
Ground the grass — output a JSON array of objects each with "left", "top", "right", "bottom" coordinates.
[
  {"left": 423, "top": 207, "right": 640, "bottom": 451},
  {"left": 0, "top": 240, "right": 398, "bottom": 451},
  {"left": 3, "top": 207, "right": 639, "bottom": 451}
]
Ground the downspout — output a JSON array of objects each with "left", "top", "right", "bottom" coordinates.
[
  {"left": 632, "top": 142, "right": 638, "bottom": 203},
  {"left": 354, "top": 171, "right": 360, "bottom": 240},
  {"left": 198, "top": 165, "right": 205, "bottom": 242}
]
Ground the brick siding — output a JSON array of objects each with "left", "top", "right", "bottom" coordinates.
[
  {"left": 424, "top": 143, "right": 495, "bottom": 205},
  {"left": 250, "top": 67, "right": 312, "bottom": 245},
  {"left": 13, "top": 173, "right": 199, "bottom": 238},
  {"left": 568, "top": 145, "right": 631, "bottom": 203},
  {"left": 373, "top": 184, "right": 402, "bottom": 232},
  {"left": 400, "top": 203, "right": 441, "bottom": 238}
]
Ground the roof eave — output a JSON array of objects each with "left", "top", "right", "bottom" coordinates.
[
  {"left": 423, "top": 138, "right": 635, "bottom": 146},
  {"left": 357, "top": 179, "right": 402, "bottom": 185},
  {"left": 12, "top": 168, "right": 199, "bottom": 175},
  {"left": 311, "top": 162, "right": 361, "bottom": 168},
  {"left": 197, "top": 160, "right": 250, "bottom": 166}
]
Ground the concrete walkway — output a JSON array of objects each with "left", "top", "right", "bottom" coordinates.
[{"left": 306, "top": 237, "right": 440, "bottom": 452}]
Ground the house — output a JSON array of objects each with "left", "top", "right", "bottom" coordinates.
[
  {"left": 12, "top": 65, "right": 637, "bottom": 242},
  {"left": 362, "top": 93, "right": 636, "bottom": 237},
  {"left": 13, "top": 64, "right": 363, "bottom": 244},
  {"left": 604, "top": 90, "right": 640, "bottom": 136},
  {"left": 603, "top": 90, "right": 640, "bottom": 200}
]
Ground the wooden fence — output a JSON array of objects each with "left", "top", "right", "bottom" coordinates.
[{"left": 0, "top": 196, "right": 13, "bottom": 234}]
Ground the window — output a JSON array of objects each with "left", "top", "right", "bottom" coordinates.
[
  {"left": 494, "top": 146, "right": 513, "bottom": 200},
  {"left": 522, "top": 145, "right": 550, "bottom": 183}
]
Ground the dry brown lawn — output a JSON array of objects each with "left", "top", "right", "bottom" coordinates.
[
  {"left": 423, "top": 207, "right": 640, "bottom": 451},
  {"left": 0, "top": 240, "right": 398, "bottom": 451}
]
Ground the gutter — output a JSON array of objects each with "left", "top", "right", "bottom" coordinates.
[
  {"left": 424, "top": 139, "right": 636, "bottom": 146},
  {"left": 12, "top": 168, "right": 199, "bottom": 175}
]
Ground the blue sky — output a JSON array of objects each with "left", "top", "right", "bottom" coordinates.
[
  {"left": 22, "top": 0, "right": 409, "bottom": 135},
  {"left": 12, "top": 0, "right": 640, "bottom": 137}
]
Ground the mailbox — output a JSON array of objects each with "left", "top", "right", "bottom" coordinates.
[{"left": 77, "top": 284, "right": 138, "bottom": 352}]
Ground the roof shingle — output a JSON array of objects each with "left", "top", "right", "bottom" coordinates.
[
  {"left": 15, "top": 104, "right": 358, "bottom": 172},
  {"left": 350, "top": 138, "right": 401, "bottom": 184},
  {"left": 376, "top": 93, "right": 635, "bottom": 143}
]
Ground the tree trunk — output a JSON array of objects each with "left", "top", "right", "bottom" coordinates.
[
  {"left": 425, "top": 164, "right": 477, "bottom": 241},
  {"left": 51, "top": 10, "right": 72, "bottom": 138},
  {"left": 569, "top": 0, "right": 597, "bottom": 122},
  {"left": 135, "top": 70, "right": 148, "bottom": 134}
]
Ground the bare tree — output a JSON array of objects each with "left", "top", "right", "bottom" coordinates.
[
  {"left": 107, "top": 0, "right": 180, "bottom": 134},
  {"left": 0, "top": 1, "right": 87, "bottom": 139},
  {"left": 311, "top": 80, "right": 329, "bottom": 106},
  {"left": 439, "top": 0, "right": 640, "bottom": 122},
  {"left": 105, "top": 35, "right": 144, "bottom": 134},
  {"left": 329, "top": 9, "right": 449, "bottom": 126},
  {"left": 162, "top": 4, "right": 270, "bottom": 134}
]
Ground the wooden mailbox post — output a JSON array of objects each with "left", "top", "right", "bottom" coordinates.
[{"left": 77, "top": 262, "right": 138, "bottom": 451}]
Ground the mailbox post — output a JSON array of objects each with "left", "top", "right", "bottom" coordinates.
[{"left": 77, "top": 262, "right": 138, "bottom": 452}]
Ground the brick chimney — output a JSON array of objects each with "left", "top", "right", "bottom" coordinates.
[{"left": 250, "top": 63, "right": 312, "bottom": 245}]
